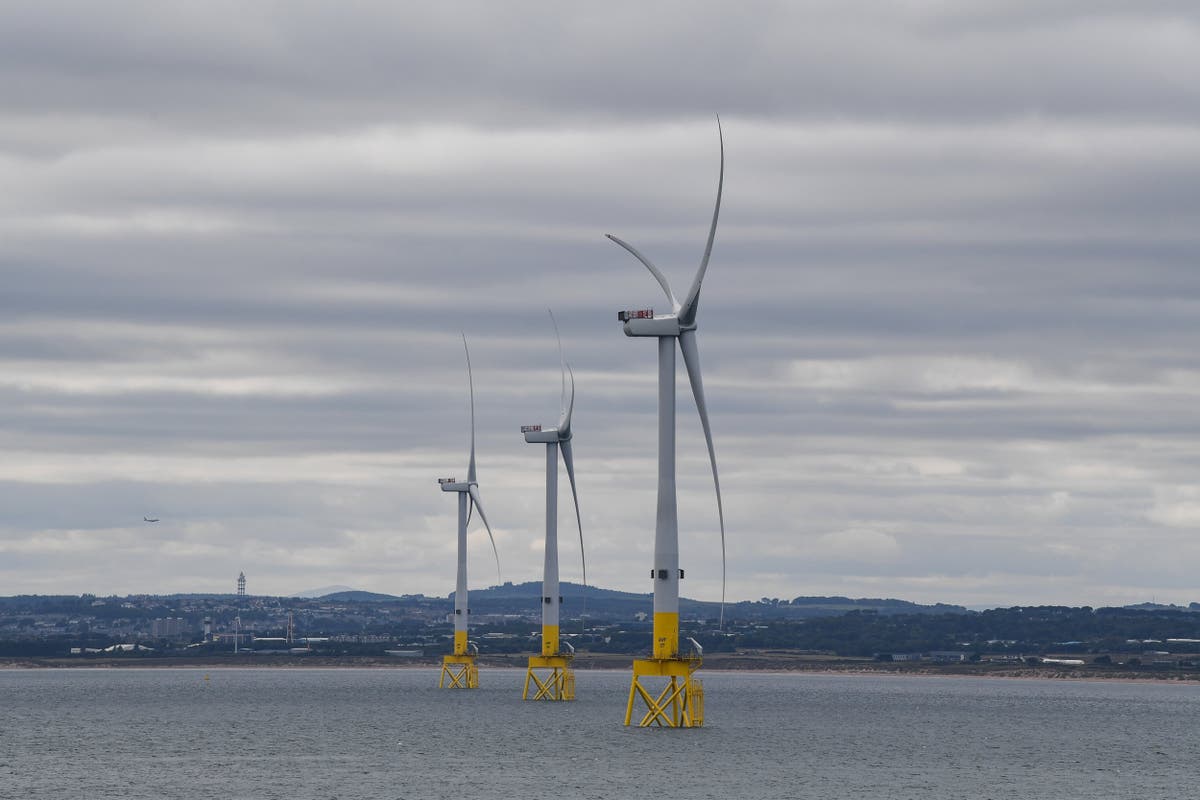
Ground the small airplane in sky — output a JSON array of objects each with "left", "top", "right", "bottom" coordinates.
[{"left": 143, "top": 517, "right": 159, "bottom": 523}]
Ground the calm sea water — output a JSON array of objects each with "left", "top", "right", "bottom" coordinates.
[{"left": 2, "top": 667, "right": 1197, "bottom": 799}]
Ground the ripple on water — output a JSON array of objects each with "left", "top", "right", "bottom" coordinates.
[{"left": 2, "top": 668, "right": 1198, "bottom": 799}]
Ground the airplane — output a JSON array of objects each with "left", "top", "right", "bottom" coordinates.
[{"left": 143, "top": 517, "right": 159, "bottom": 523}]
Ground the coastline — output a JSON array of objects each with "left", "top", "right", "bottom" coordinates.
[{"left": 4, "top": 651, "right": 1199, "bottom": 684}]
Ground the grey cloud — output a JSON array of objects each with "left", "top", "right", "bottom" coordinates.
[
  {"left": 1, "top": 2, "right": 1198, "bottom": 606},
  {"left": 1, "top": 2, "right": 1198, "bottom": 138}
]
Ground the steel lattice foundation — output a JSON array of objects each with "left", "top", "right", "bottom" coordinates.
[
  {"left": 439, "top": 654, "right": 479, "bottom": 689},
  {"left": 624, "top": 656, "right": 704, "bottom": 727},
  {"left": 523, "top": 654, "right": 575, "bottom": 701}
]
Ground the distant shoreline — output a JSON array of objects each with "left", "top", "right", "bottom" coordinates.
[{"left": 4, "top": 652, "right": 1199, "bottom": 683}]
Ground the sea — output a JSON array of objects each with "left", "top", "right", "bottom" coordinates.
[{"left": 2, "top": 667, "right": 1197, "bottom": 799}]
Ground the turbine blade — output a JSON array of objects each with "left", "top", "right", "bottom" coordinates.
[
  {"left": 549, "top": 309, "right": 566, "bottom": 421},
  {"left": 559, "top": 363, "right": 575, "bottom": 435},
  {"left": 679, "top": 116, "right": 724, "bottom": 327},
  {"left": 560, "top": 439, "right": 586, "bottom": 590},
  {"left": 463, "top": 334, "right": 477, "bottom": 484},
  {"left": 605, "top": 234, "right": 680, "bottom": 312},
  {"left": 468, "top": 485, "right": 501, "bottom": 585},
  {"left": 679, "top": 329, "right": 726, "bottom": 628}
]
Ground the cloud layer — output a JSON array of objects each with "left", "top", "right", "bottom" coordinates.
[{"left": 2, "top": 2, "right": 1198, "bottom": 606}]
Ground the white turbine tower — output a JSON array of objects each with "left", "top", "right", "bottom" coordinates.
[
  {"left": 436, "top": 335, "right": 501, "bottom": 689},
  {"left": 608, "top": 120, "right": 727, "bottom": 728},
  {"left": 521, "top": 312, "right": 585, "bottom": 701}
]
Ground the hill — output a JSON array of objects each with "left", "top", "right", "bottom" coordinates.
[
  {"left": 318, "top": 590, "right": 403, "bottom": 602},
  {"left": 452, "top": 582, "right": 968, "bottom": 620}
]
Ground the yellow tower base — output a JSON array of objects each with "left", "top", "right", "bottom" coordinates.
[
  {"left": 439, "top": 653, "right": 479, "bottom": 689},
  {"left": 624, "top": 656, "right": 704, "bottom": 727},
  {"left": 523, "top": 654, "right": 575, "bottom": 701}
]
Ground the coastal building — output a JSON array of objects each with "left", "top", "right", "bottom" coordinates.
[{"left": 150, "top": 618, "right": 186, "bottom": 638}]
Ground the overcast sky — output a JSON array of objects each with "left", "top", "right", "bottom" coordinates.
[{"left": 2, "top": 1, "right": 1199, "bottom": 607}]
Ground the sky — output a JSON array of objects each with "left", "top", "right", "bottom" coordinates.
[{"left": 2, "top": 1, "right": 1199, "bottom": 607}]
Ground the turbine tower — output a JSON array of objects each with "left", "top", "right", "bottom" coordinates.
[
  {"left": 436, "top": 336, "right": 501, "bottom": 689},
  {"left": 607, "top": 120, "right": 727, "bottom": 728},
  {"left": 521, "top": 313, "right": 585, "bottom": 701}
]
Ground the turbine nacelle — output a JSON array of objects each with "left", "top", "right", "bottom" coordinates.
[
  {"left": 522, "top": 424, "right": 568, "bottom": 444},
  {"left": 439, "top": 479, "right": 472, "bottom": 492},
  {"left": 618, "top": 312, "right": 689, "bottom": 338}
]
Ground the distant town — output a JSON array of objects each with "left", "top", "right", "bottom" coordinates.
[{"left": 4, "top": 579, "right": 1200, "bottom": 677}]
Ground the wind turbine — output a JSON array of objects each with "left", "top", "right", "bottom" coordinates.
[
  {"left": 436, "top": 335, "right": 502, "bottom": 689},
  {"left": 608, "top": 120, "right": 727, "bottom": 728},
  {"left": 521, "top": 312, "right": 585, "bottom": 701}
]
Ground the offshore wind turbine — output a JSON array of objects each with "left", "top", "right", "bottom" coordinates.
[
  {"left": 520, "top": 312, "right": 585, "bottom": 701},
  {"left": 436, "top": 336, "right": 502, "bottom": 689},
  {"left": 607, "top": 120, "right": 727, "bottom": 728}
]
